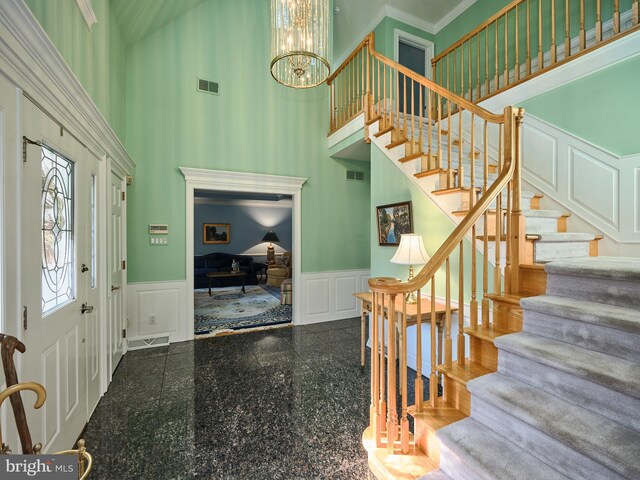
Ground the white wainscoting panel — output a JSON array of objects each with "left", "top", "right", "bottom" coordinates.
[
  {"left": 299, "top": 269, "right": 371, "bottom": 325},
  {"left": 127, "top": 281, "right": 188, "bottom": 345},
  {"left": 522, "top": 114, "right": 640, "bottom": 245},
  {"left": 523, "top": 125, "right": 558, "bottom": 191}
]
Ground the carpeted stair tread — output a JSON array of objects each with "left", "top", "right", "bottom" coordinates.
[
  {"left": 522, "top": 209, "right": 562, "bottom": 218},
  {"left": 528, "top": 232, "right": 596, "bottom": 242},
  {"left": 494, "top": 332, "right": 640, "bottom": 399},
  {"left": 417, "top": 469, "right": 451, "bottom": 480},
  {"left": 436, "top": 417, "right": 568, "bottom": 480},
  {"left": 521, "top": 295, "right": 640, "bottom": 334},
  {"left": 468, "top": 373, "right": 640, "bottom": 479},
  {"left": 545, "top": 256, "right": 640, "bottom": 282}
]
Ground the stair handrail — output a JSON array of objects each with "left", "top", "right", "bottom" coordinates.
[
  {"left": 368, "top": 107, "right": 522, "bottom": 295},
  {"left": 432, "top": 0, "right": 640, "bottom": 103}
]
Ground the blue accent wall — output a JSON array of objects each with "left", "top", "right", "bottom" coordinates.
[{"left": 194, "top": 201, "right": 292, "bottom": 261}]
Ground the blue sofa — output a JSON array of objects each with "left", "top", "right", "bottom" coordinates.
[{"left": 194, "top": 253, "right": 258, "bottom": 289}]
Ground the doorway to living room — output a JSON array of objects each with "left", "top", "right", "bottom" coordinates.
[
  {"left": 193, "top": 190, "right": 293, "bottom": 337},
  {"left": 181, "top": 168, "right": 307, "bottom": 341}
]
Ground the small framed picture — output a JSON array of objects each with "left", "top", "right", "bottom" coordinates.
[
  {"left": 203, "top": 223, "right": 230, "bottom": 244},
  {"left": 376, "top": 201, "right": 413, "bottom": 246}
]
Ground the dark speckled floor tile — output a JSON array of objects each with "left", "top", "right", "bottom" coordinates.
[{"left": 85, "top": 318, "right": 403, "bottom": 479}]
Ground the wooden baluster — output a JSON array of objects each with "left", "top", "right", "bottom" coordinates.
[
  {"left": 504, "top": 12, "right": 509, "bottom": 88},
  {"left": 551, "top": 0, "right": 557, "bottom": 64},
  {"left": 411, "top": 79, "right": 415, "bottom": 152},
  {"left": 579, "top": 0, "right": 586, "bottom": 51},
  {"left": 461, "top": 43, "right": 465, "bottom": 99},
  {"left": 494, "top": 20, "right": 499, "bottom": 90},
  {"left": 453, "top": 48, "right": 457, "bottom": 96},
  {"left": 349, "top": 60, "right": 353, "bottom": 118},
  {"left": 403, "top": 74, "right": 408, "bottom": 141},
  {"left": 429, "top": 281, "right": 438, "bottom": 407},
  {"left": 596, "top": 0, "right": 602, "bottom": 42},
  {"left": 494, "top": 124, "right": 503, "bottom": 296},
  {"left": 476, "top": 33, "right": 481, "bottom": 100},
  {"left": 377, "top": 58, "right": 381, "bottom": 123},
  {"left": 415, "top": 287, "right": 423, "bottom": 411},
  {"left": 330, "top": 81, "right": 334, "bottom": 131},
  {"left": 505, "top": 178, "right": 513, "bottom": 294},
  {"left": 614, "top": 0, "right": 620, "bottom": 35},
  {"left": 515, "top": 4, "right": 520, "bottom": 82},
  {"left": 419, "top": 84, "right": 424, "bottom": 164},
  {"left": 482, "top": 120, "right": 490, "bottom": 328},
  {"left": 485, "top": 28, "right": 490, "bottom": 97},
  {"left": 526, "top": 0, "right": 531, "bottom": 75},
  {"left": 378, "top": 293, "right": 386, "bottom": 445},
  {"left": 565, "top": 0, "right": 571, "bottom": 59},
  {"left": 634, "top": 0, "right": 639, "bottom": 26},
  {"left": 395, "top": 69, "right": 400, "bottom": 134},
  {"left": 468, "top": 40, "right": 472, "bottom": 100},
  {"left": 538, "top": 0, "right": 544, "bottom": 68},
  {"left": 447, "top": 99, "right": 453, "bottom": 187},
  {"left": 458, "top": 241, "right": 465, "bottom": 366},
  {"left": 426, "top": 88, "right": 432, "bottom": 170},
  {"left": 470, "top": 114, "right": 478, "bottom": 329},
  {"left": 437, "top": 94, "right": 443, "bottom": 172},
  {"left": 458, "top": 108, "right": 464, "bottom": 189},
  {"left": 445, "top": 258, "right": 453, "bottom": 369},
  {"left": 386, "top": 64, "right": 391, "bottom": 130},
  {"left": 387, "top": 294, "right": 398, "bottom": 452},
  {"left": 400, "top": 296, "right": 409, "bottom": 454},
  {"left": 371, "top": 291, "right": 379, "bottom": 440}
]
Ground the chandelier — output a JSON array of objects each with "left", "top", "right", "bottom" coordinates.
[{"left": 270, "top": 0, "right": 330, "bottom": 88}]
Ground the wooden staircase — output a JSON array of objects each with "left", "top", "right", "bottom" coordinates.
[{"left": 324, "top": 1, "right": 640, "bottom": 478}]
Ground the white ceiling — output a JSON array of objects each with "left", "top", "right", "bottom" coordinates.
[{"left": 333, "top": 0, "right": 475, "bottom": 63}]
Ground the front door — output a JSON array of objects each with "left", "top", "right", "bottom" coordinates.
[{"left": 21, "top": 100, "right": 97, "bottom": 452}]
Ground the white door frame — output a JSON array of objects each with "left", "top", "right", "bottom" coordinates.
[
  {"left": 393, "top": 29, "right": 435, "bottom": 79},
  {"left": 181, "top": 168, "right": 307, "bottom": 341}
]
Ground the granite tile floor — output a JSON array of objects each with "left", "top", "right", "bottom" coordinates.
[{"left": 84, "top": 317, "right": 428, "bottom": 480}]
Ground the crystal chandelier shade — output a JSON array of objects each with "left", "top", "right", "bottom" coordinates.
[{"left": 270, "top": 0, "right": 330, "bottom": 88}]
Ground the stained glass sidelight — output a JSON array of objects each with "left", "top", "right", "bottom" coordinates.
[{"left": 41, "top": 146, "right": 75, "bottom": 314}]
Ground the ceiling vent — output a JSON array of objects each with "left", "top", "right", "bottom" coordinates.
[
  {"left": 346, "top": 170, "right": 364, "bottom": 181},
  {"left": 197, "top": 77, "right": 219, "bottom": 95}
]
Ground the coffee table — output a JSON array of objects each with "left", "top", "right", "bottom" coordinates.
[{"left": 206, "top": 271, "right": 247, "bottom": 296}]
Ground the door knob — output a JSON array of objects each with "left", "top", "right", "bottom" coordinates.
[
  {"left": 81, "top": 303, "right": 94, "bottom": 314},
  {"left": 111, "top": 285, "right": 121, "bottom": 292},
  {"left": 81, "top": 263, "right": 89, "bottom": 273}
]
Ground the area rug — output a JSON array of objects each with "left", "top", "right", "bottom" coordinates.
[{"left": 194, "top": 285, "right": 291, "bottom": 336}]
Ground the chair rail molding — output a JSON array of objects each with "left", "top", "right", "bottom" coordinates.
[
  {"left": 0, "top": 0, "right": 134, "bottom": 173},
  {"left": 181, "top": 168, "right": 307, "bottom": 340}
]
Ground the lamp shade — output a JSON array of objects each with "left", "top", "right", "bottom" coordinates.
[
  {"left": 390, "top": 234, "right": 429, "bottom": 265},
  {"left": 270, "top": 0, "right": 330, "bottom": 88},
  {"left": 262, "top": 231, "right": 280, "bottom": 243}
]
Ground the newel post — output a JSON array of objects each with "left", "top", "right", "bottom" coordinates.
[{"left": 506, "top": 106, "right": 526, "bottom": 294}]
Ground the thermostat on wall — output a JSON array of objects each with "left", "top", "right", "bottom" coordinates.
[{"left": 149, "top": 224, "right": 169, "bottom": 235}]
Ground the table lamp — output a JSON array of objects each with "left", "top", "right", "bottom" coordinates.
[
  {"left": 262, "top": 231, "right": 280, "bottom": 266},
  {"left": 390, "top": 234, "right": 429, "bottom": 303}
]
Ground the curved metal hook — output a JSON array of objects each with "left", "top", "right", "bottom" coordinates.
[{"left": 0, "top": 382, "right": 46, "bottom": 410}]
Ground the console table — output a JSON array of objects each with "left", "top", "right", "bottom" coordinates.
[{"left": 353, "top": 292, "right": 456, "bottom": 368}]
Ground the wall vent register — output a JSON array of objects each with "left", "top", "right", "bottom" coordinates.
[
  {"left": 197, "top": 78, "right": 219, "bottom": 95},
  {"left": 346, "top": 170, "right": 364, "bottom": 181}
]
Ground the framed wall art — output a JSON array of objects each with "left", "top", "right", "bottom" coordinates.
[
  {"left": 376, "top": 201, "right": 413, "bottom": 246},
  {"left": 203, "top": 223, "right": 230, "bottom": 244}
]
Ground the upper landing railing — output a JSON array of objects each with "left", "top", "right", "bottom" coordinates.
[{"left": 432, "top": 0, "right": 640, "bottom": 103}]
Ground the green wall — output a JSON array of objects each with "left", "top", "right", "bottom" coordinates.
[
  {"left": 26, "top": 0, "right": 126, "bottom": 141},
  {"left": 522, "top": 54, "right": 640, "bottom": 156},
  {"left": 373, "top": 17, "right": 436, "bottom": 59},
  {"left": 124, "top": 0, "right": 370, "bottom": 282}
]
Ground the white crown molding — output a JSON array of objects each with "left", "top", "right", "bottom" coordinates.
[
  {"left": 75, "top": 0, "right": 97, "bottom": 30},
  {"left": 180, "top": 168, "right": 307, "bottom": 194},
  {"left": 432, "top": 0, "right": 477, "bottom": 34},
  {"left": 383, "top": 5, "right": 436, "bottom": 35},
  {"left": 0, "top": 0, "right": 134, "bottom": 173}
]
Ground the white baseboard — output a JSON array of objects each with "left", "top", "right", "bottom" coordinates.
[
  {"left": 127, "top": 280, "right": 188, "bottom": 345},
  {"left": 299, "top": 269, "right": 371, "bottom": 325}
]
